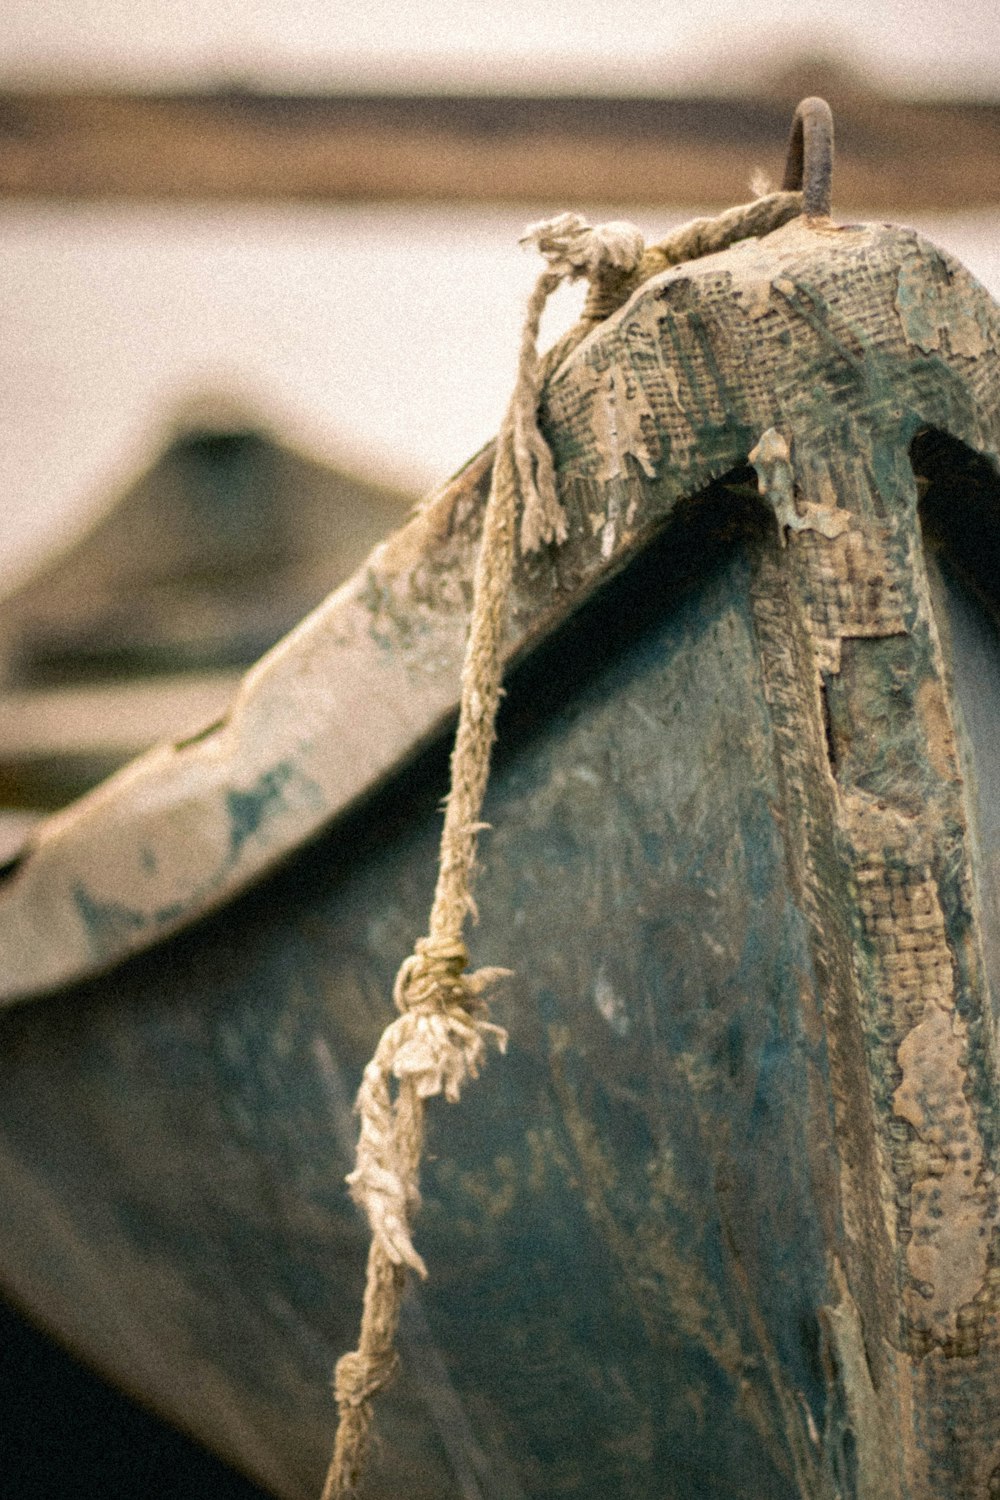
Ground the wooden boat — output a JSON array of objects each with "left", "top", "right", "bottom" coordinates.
[{"left": 1, "top": 101, "right": 999, "bottom": 1498}]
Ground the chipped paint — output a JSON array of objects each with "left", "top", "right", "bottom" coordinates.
[
  {"left": 72, "top": 883, "right": 147, "bottom": 961},
  {"left": 751, "top": 428, "right": 852, "bottom": 545},
  {"left": 592, "top": 964, "right": 629, "bottom": 1037},
  {"left": 728, "top": 264, "right": 775, "bottom": 321},
  {"left": 589, "top": 362, "right": 661, "bottom": 485},
  {"left": 226, "top": 762, "right": 323, "bottom": 860},
  {"left": 894, "top": 998, "right": 993, "bottom": 1343},
  {"left": 751, "top": 374, "right": 1000, "bottom": 1492},
  {"left": 896, "top": 241, "right": 989, "bottom": 359}
]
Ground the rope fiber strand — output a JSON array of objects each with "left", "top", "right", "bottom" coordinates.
[{"left": 322, "top": 187, "right": 805, "bottom": 1499}]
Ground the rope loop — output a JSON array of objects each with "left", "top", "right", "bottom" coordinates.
[
  {"left": 522, "top": 213, "right": 646, "bottom": 332},
  {"left": 515, "top": 213, "right": 645, "bottom": 554}
]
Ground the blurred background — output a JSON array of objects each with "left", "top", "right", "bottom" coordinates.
[{"left": 1, "top": 0, "right": 998, "bottom": 1493}]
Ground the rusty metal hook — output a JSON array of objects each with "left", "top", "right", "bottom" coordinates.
[{"left": 781, "top": 96, "right": 834, "bottom": 218}]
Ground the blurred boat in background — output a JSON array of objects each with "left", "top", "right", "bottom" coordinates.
[{"left": 0, "top": 400, "right": 411, "bottom": 843}]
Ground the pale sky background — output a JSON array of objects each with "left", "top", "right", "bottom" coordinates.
[{"left": 2, "top": 0, "right": 999, "bottom": 99}]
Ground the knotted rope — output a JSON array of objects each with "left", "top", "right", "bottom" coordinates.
[{"left": 322, "top": 186, "right": 804, "bottom": 1499}]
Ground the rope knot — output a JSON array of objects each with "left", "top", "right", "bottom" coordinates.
[
  {"left": 392, "top": 935, "right": 470, "bottom": 1014},
  {"left": 520, "top": 212, "right": 644, "bottom": 283},
  {"left": 387, "top": 934, "right": 510, "bottom": 1109},
  {"left": 333, "top": 1348, "right": 400, "bottom": 1411},
  {"left": 346, "top": 941, "right": 510, "bottom": 1277}
]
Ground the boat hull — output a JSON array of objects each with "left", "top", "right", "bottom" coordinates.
[{"left": 2, "top": 216, "right": 1000, "bottom": 1497}]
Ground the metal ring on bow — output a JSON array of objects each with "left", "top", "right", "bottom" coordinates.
[{"left": 782, "top": 96, "right": 834, "bottom": 218}]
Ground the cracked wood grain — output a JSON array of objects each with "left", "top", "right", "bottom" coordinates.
[{"left": 749, "top": 425, "right": 1000, "bottom": 1495}]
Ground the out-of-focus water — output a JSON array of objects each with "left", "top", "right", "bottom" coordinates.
[{"left": 1, "top": 201, "right": 999, "bottom": 596}]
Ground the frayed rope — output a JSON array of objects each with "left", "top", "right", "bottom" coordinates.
[{"left": 347, "top": 935, "right": 509, "bottom": 1277}]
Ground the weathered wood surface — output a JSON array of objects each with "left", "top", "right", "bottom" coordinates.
[{"left": 0, "top": 217, "right": 999, "bottom": 1497}]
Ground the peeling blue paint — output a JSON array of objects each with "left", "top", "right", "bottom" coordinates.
[
  {"left": 226, "top": 762, "right": 323, "bottom": 861},
  {"left": 73, "top": 884, "right": 147, "bottom": 961}
]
